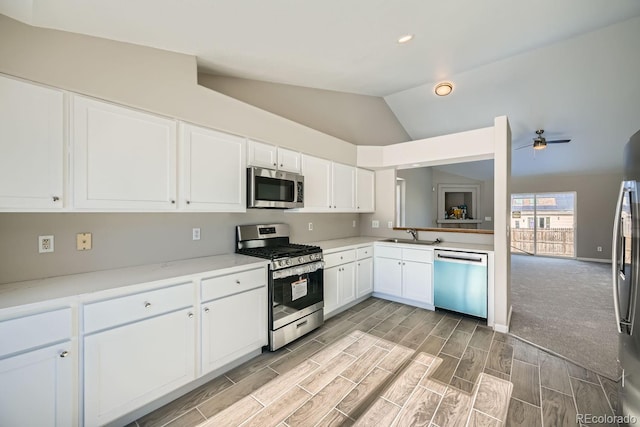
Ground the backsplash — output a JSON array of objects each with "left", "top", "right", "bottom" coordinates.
[{"left": 0, "top": 211, "right": 359, "bottom": 284}]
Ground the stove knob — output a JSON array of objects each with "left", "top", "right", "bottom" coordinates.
[
  {"left": 299, "top": 257, "right": 304, "bottom": 263},
  {"left": 286, "top": 259, "right": 292, "bottom": 266}
]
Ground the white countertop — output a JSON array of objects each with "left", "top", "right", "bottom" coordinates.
[
  {"left": 313, "top": 236, "right": 493, "bottom": 254},
  {"left": 0, "top": 254, "right": 268, "bottom": 311}
]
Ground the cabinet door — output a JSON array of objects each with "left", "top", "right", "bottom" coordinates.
[
  {"left": 72, "top": 95, "right": 177, "bottom": 210},
  {"left": 339, "top": 262, "right": 356, "bottom": 306},
  {"left": 374, "top": 257, "right": 402, "bottom": 297},
  {"left": 247, "top": 140, "right": 277, "bottom": 169},
  {"left": 201, "top": 287, "right": 267, "bottom": 374},
  {"left": 180, "top": 124, "right": 246, "bottom": 211},
  {"left": 356, "top": 257, "right": 373, "bottom": 298},
  {"left": 324, "top": 266, "right": 340, "bottom": 316},
  {"left": 277, "top": 147, "right": 301, "bottom": 173},
  {"left": 332, "top": 163, "right": 356, "bottom": 211},
  {"left": 84, "top": 308, "right": 195, "bottom": 426},
  {"left": 0, "top": 342, "right": 74, "bottom": 427},
  {"left": 0, "top": 75, "right": 64, "bottom": 210},
  {"left": 301, "top": 154, "right": 332, "bottom": 211},
  {"left": 356, "top": 168, "right": 375, "bottom": 212},
  {"left": 403, "top": 261, "right": 433, "bottom": 304}
]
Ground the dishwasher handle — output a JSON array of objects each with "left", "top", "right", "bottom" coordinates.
[{"left": 435, "top": 250, "right": 487, "bottom": 265}]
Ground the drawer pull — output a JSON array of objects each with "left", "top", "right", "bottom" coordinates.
[
  {"left": 59, "top": 350, "right": 69, "bottom": 358},
  {"left": 236, "top": 280, "right": 241, "bottom": 284},
  {"left": 204, "top": 307, "right": 210, "bottom": 313},
  {"left": 144, "top": 302, "right": 152, "bottom": 308},
  {"left": 52, "top": 196, "right": 60, "bottom": 202},
  {"left": 296, "top": 320, "right": 308, "bottom": 328},
  {"left": 188, "top": 312, "right": 194, "bottom": 318}
]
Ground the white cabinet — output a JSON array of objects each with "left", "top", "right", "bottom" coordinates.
[
  {"left": 356, "top": 246, "right": 374, "bottom": 298},
  {"left": 247, "top": 140, "right": 301, "bottom": 173},
  {"left": 323, "top": 249, "right": 357, "bottom": 317},
  {"left": 300, "top": 154, "right": 356, "bottom": 212},
  {"left": 83, "top": 283, "right": 195, "bottom": 426},
  {"left": 0, "top": 75, "right": 64, "bottom": 210},
  {"left": 0, "top": 308, "right": 74, "bottom": 427},
  {"left": 374, "top": 244, "right": 434, "bottom": 307},
  {"left": 356, "top": 168, "right": 375, "bottom": 212},
  {"left": 180, "top": 124, "right": 246, "bottom": 211},
  {"left": 200, "top": 267, "right": 267, "bottom": 374},
  {"left": 72, "top": 95, "right": 178, "bottom": 210}
]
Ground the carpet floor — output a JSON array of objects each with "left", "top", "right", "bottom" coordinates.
[{"left": 509, "top": 254, "right": 618, "bottom": 380}]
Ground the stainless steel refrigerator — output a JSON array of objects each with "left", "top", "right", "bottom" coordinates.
[{"left": 614, "top": 129, "right": 640, "bottom": 420}]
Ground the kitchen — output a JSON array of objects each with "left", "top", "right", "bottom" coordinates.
[{"left": 1, "top": 2, "right": 639, "bottom": 426}]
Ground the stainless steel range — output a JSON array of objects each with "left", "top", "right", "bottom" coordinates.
[{"left": 236, "top": 224, "right": 324, "bottom": 351}]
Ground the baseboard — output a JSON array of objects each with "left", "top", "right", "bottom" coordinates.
[
  {"left": 371, "top": 292, "right": 435, "bottom": 311},
  {"left": 577, "top": 257, "right": 611, "bottom": 263},
  {"left": 493, "top": 305, "right": 512, "bottom": 333}
]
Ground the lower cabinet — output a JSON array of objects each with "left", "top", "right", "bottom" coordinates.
[
  {"left": 84, "top": 308, "right": 196, "bottom": 426},
  {"left": 324, "top": 249, "right": 357, "bottom": 317},
  {"left": 201, "top": 286, "right": 267, "bottom": 374},
  {"left": 374, "top": 244, "right": 434, "bottom": 306},
  {"left": 0, "top": 308, "right": 74, "bottom": 427},
  {"left": 356, "top": 246, "right": 374, "bottom": 298}
]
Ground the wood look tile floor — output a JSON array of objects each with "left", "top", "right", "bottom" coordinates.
[{"left": 133, "top": 298, "right": 618, "bottom": 427}]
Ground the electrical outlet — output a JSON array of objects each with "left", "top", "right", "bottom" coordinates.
[
  {"left": 485, "top": 216, "right": 492, "bottom": 221},
  {"left": 372, "top": 220, "right": 379, "bottom": 228},
  {"left": 387, "top": 221, "right": 393, "bottom": 229},
  {"left": 352, "top": 220, "right": 357, "bottom": 228},
  {"left": 76, "top": 233, "right": 92, "bottom": 250},
  {"left": 597, "top": 246, "right": 603, "bottom": 252},
  {"left": 38, "top": 235, "right": 54, "bottom": 253},
  {"left": 192, "top": 228, "right": 201, "bottom": 240},
  {"left": 308, "top": 222, "right": 313, "bottom": 231}
]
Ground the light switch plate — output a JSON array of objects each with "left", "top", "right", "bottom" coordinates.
[
  {"left": 77, "top": 233, "right": 92, "bottom": 251},
  {"left": 308, "top": 222, "right": 313, "bottom": 231},
  {"left": 192, "top": 228, "right": 201, "bottom": 240},
  {"left": 485, "top": 216, "right": 492, "bottom": 221},
  {"left": 352, "top": 220, "right": 357, "bottom": 228},
  {"left": 372, "top": 220, "right": 379, "bottom": 228},
  {"left": 387, "top": 221, "right": 393, "bottom": 228}
]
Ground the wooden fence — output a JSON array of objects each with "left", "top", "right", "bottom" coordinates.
[{"left": 511, "top": 228, "right": 575, "bottom": 257}]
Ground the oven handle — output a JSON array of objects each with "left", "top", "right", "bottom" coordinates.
[{"left": 272, "top": 261, "right": 324, "bottom": 279}]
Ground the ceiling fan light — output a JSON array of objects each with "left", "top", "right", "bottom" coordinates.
[
  {"left": 533, "top": 140, "right": 547, "bottom": 150},
  {"left": 434, "top": 82, "right": 453, "bottom": 96}
]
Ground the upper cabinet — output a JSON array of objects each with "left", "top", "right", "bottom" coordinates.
[
  {"left": 247, "top": 140, "right": 301, "bottom": 174},
  {"left": 0, "top": 75, "right": 64, "bottom": 210},
  {"left": 180, "top": 124, "right": 246, "bottom": 212},
  {"left": 72, "top": 95, "right": 178, "bottom": 210},
  {"left": 356, "top": 168, "right": 375, "bottom": 212},
  {"left": 331, "top": 162, "right": 356, "bottom": 211}
]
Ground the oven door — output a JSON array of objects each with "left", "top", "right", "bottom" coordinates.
[
  {"left": 271, "top": 262, "right": 323, "bottom": 330},
  {"left": 248, "top": 167, "right": 304, "bottom": 209}
]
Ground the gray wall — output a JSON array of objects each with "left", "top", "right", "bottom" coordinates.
[
  {"left": 198, "top": 74, "right": 410, "bottom": 146},
  {"left": 510, "top": 172, "right": 622, "bottom": 260},
  {"left": 396, "top": 167, "right": 433, "bottom": 227},
  {"left": 0, "top": 212, "right": 359, "bottom": 284}
]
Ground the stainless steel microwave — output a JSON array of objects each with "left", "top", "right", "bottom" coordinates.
[{"left": 247, "top": 167, "right": 304, "bottom": 209}]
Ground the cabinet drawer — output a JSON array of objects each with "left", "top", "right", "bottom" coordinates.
[
  {"left": 84, "top": 282, "right": 193, "bottom": 334},
  {"left": 357, "top": 246, "right": 373, "bottom": 260},
  {"left": 403, "top": 248, "right": 434, "bottom": 263},
  {"left": 201, "top": 267, "right": 266, "bottom": 302},
  {"left": 374, "top": 245, "right": 402, "bottom": 259},
  {"left": 0, "top": 308, "right": 72, "bottom": 357},
  {"left": 324, "top": 249, "right": 356, "bottom": 268}
]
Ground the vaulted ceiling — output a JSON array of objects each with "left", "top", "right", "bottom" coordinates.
[{"left": 2, "top": 0, "right": 640, "bottom": 177}]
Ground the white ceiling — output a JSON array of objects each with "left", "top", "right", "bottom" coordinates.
[{"left": 2, "top": 0, "right": 640, "bottom": 177}]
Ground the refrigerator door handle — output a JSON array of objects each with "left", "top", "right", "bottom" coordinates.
[{"left": 613, "top": 182, "right": 625, "bottom": 334}]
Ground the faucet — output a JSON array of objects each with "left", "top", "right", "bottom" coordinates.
[{"left": 406, "top": 228, "right": 419, "bottom": 241}]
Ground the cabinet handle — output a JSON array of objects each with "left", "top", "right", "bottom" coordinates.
[
  {"left": 280, "top": 164, "right": 283, "bottom": 167},
  {"left": 273, "top": 163, "right": 277, "bottom": 167},
  {"left": 188, "top": 312, "right": 194, "bottom": 318},
  {"left": 398, "top": 262, "right": 401, "bottom": 265},
  {"left": 340, "top": 256, "right": 343, "bottom": 260},
  {"left": 170, "top": 200, "right": 176, "bottom": 204},
  {"left": 204, "top": 307, "right": 210, "bottom": 313},
  {"left": 236, "top": 279, "right": 241, "bottom": 284},
  {"left": 52, "top": 196, "right": 60, "bottom": 202},
  {"left": 59, "top": 350, "right": 69, "bottom": 358},
  {"left": 144, "top": 302, "right": 151, "bottom": 308},
  {"left": 357, "top": 206, "right": 360, "bottom": 209},
  {"left": 186, "top": 200, "right": 191, "bottom": 204}
]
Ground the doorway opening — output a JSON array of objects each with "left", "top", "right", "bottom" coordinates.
[{"left": 510, "top": 192, "right": 576, "bottom": 258}]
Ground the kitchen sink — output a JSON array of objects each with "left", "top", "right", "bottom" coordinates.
[{"left": 380, "top": 238, "right": 441, "bottom": 246}]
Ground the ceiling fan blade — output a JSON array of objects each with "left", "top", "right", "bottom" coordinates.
[
  {"left": 514, "top": 144, "right": 533, "bottom": 150},
  {"left": 546, "top": 139, "right": 571, "bottom": 144}
]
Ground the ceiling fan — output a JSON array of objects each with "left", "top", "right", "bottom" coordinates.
[{"left": 515, "top": 129, "right": 571, "bottom": 150}]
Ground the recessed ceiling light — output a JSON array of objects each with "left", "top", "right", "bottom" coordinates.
[
  {"left": 434, "top": 82, "right": 453, "bottom": 96},
  {"left": 397, "top": 34, "right": 414, "bottom": 44}
]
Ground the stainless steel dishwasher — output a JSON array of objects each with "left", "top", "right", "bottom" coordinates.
[{"left": 434, "top": 250, "right": 488, "bottom": 318}]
